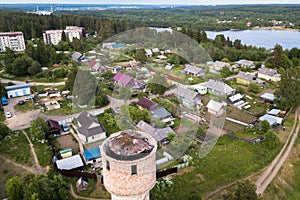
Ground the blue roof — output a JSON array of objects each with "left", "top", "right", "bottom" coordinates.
[
  {"left": 112, "top": 43, "right": 126, "bottom": 48},
  {"left": 5, "top": 83, "right": 30, "bottom": 91},
  {"left": 84, "top": 147, "right": 101, "bottom": 161},
  {"left": 260, "top": 93, "right": 275, "bottom": 101},
  {"left": 268, "top": 109, "right": 281, "bottom": 115}
]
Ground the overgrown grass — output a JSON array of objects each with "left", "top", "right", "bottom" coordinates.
[
  {"left": 24, "top": 130, "right": 53, "bottom": 167},
  {"left": 151, "top": 135, "right": 282, "bottom": 199},
  {"left": 0, "top": 157, "right": 32, "bottom": 199},
  {"left": 0, "top": 131, "right": 34, "bottom": 166},
  {"left": 14, "top": 101, "right": 36, "bottom": 112},
  {"left": 44, "top": 99, "right": 73, "bottom": 115}
]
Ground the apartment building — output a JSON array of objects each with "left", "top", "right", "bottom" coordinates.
[{"left": 0, "top": 32, "right": 26, "bottom": 52}]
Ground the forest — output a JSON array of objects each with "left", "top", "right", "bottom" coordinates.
[{"left": 55, "top": 5, "right": 300, "bottom": 31}]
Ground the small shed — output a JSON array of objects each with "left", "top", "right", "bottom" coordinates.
[
  {"left": 60, "top": 148, "right": 73, "bottom": 159},
  {"left": 47, "top": 119, "right": 60, "bottom": 135},
  {"left": 5, "top": 83, "right": 31, "bottom": 98},
  {"left": 76, "top": 177, "right": 89, "bottom": 192},
  {"left": 206, "top": 100, "right": 226, "bottom": 117}
]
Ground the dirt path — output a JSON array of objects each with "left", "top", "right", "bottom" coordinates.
[
  {"left": 0, "top": 77, "right": 65, "bottom": 86},
  {"left": 204, "top": 107, "right": 300, "bottom": 199},
  {"left": 22, "top": 131, "right": 46, "bottom": 175},
  {"left": 0, "top": 156, "right": 41, "bottom": 175},
  {"left": 256, "top": 107, "right": 300, "bottom": 195},
  {"left": 69, "top": 184, "right": 110, "bottom": 200}
]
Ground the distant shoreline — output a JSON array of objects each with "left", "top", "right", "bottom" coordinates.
[{"left": 251, "top": 26, "right": 300, "bottom": 32}]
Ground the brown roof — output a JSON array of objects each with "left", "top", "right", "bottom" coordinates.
[
  {"left": 107, "top": 131, "right": 154, "bottom": 157},
  {"left": 137, "top": 97, "right": 157, "bottom": 111}
]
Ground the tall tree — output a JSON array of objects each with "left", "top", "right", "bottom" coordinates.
[{"left": 276, "top": 67, "right": 300, "bottom": 110}]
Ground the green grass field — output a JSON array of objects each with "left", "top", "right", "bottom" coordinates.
[{"left": 151, "top": 135, "right": 282, "bottom": 199}]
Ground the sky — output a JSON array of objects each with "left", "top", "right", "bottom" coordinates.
[{"left": 1, "top": 0, "right": 300, "bottom": 5}]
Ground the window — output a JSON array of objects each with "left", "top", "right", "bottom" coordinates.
[
  {"left": 131, "top": 165, "right": 137, "bottom": 175},
  {"left": 106, "top": 160, "right": 110, "bottom": 171}
]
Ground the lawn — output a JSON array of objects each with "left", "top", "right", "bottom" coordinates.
[
  {"left": 14, "top": 101, "right": 36, "bottom": 112},
  {"left": 150, "top": 135, "right": 282, "bottom": 199}
]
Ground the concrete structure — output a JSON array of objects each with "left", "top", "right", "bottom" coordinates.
[
  {"left": 64, "top": 26, "right": 86, "bottom": 42},
  {"left": 101, "top": 130, "right": 157, "bottom": 200},
  {"left": 5, "top": 83, "right": 31, "bottom": 98},
  {"left": 43, "top": 26, "right": 85, "bottom": 45},
  {"left": 0, "top": 32, "right": 26, "bottom": 52},
  {"left": 42, "top": 30, "right": 63, "bottom": 45}
]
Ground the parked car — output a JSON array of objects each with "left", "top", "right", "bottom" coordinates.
[
  {"left": 25, "top": 96, "right": 34, "bottom": 101},
  {"left": 61, "top": 123, "right": 70, "bottom": 132},
  {"left": 6, "top": 112, "right": 12, "bottom": 118},
  {"left": 18, "top": 100, "right": 25, "bottom": 105},
  {"left": 1, "top": 97, "right": 8, "bottom": 106}
]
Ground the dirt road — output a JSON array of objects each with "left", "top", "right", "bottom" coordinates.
[
  {"left": 256, "top": 107, "right": 300, "bottom": 195},
  {"left": 22, "top": 131, "right": 46, "bottom": 175}
]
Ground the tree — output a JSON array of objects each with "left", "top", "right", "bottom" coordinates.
[
  {"left": 29, "top": 117, "right": 49, "bottom": 141},
  {"left": 147, "top": 73, "right": 169, "bottom": 95},
  {"left": 95, "top": 93, "right": 109, "bottom": 108},
  {"left": 0, "top": 123, "right": 11, "bottom": 141},
  {"left": 220, "top": 66, "right": 232, "bottom": 78},
  {"left": 116, "top": 86, "right": 131, "bottom": 100},
  {"left": 235, "top": 180, "right": 258, "bottom": 200},
  {"left": 276, "top": 67, "right": 300, "bottom": 110},
  {"left": 0, "top": 81, "right": 6, "bottom": 97},
  {"left": 260, "top": 120, "right": 270, "bottom": 133},
  {"left": 3, "top": 47, "right": 16, "bottom": 74},
  {"left": 270, "top": 44, "right": 292, "bottom": 69},
  {"left": 65, "top": 67, "right": 78, "bottom": 91},
  {"left": 215, "top": 34, "right": 226, "bottom": 48},
  {"left": 6, "top": 176, "right": 24, "bottom": 200},
  {"left": 28, "top": 60, "right": 41, "bottom": 76},
  {"left": 136, "top": 48, "right": 146, "bottom": 63},
  {"left": 264, "top": 130, "right": 280, "bottom": 149},
  {"left": 248, "top": 83, "right": 260, "bottom": 94}
]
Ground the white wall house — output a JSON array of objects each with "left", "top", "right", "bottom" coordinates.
[
  {"left": 77, "top": 112, "right": 106, "bottom": 144},
  {"left": 5, "top": 83, "right": 31, "bottom": 98}
]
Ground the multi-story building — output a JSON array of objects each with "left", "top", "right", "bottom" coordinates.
[
  {"left": 42, "top": 26, "right": 86, "bottom": 45},
  {"left": 64, "top": 26, "right": 86, "bottom": 42},
  {"left": 0, "top": 32, "right": 26, "bottom": 52},
  {"left": 42, "top": 30, "right": 63, "bottom": 45}
]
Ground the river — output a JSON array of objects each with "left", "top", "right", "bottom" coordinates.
[{"left": 206, "top": 30, "right": 300, "bottom": 50}]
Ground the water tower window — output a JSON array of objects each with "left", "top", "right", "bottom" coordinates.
[
  {"left": 106, "top": 160, "right": 110, "bottom": 171},
  {"left": 131, "top": 165, "right": 137, "bottom": 175}
]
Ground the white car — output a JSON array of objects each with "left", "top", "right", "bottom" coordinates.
[{"left": 6, "top": 112, "right": 12, "bottom": 118}]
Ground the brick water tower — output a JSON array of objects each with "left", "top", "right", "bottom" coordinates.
[{"left": 101, "top": 130, "right": 157, "bottom": 200}]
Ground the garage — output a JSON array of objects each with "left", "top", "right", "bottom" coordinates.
[{"left": 5, "top": 83, "right": 31, "bottom": 98}]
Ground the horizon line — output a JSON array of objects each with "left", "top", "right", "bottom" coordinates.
[{"left": 1, "top": 3, "right": 300, "bottom": 5}]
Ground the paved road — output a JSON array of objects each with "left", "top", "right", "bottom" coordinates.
[{"left": 256, "top": 107, "right": 300, "bottom": 195}]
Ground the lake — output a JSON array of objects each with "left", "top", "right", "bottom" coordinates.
[{"left": 206, "top": 30, "right": 300, "bottom": 50}]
